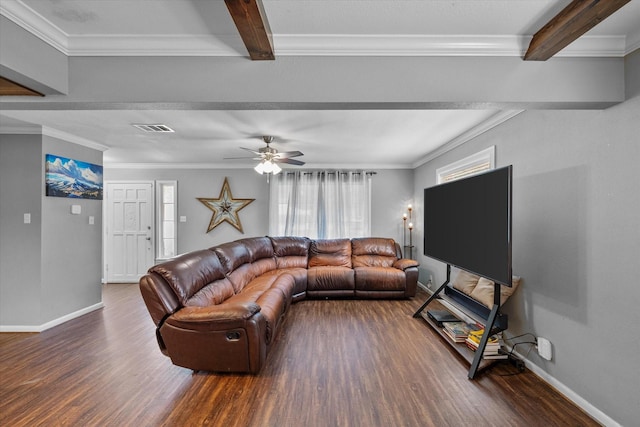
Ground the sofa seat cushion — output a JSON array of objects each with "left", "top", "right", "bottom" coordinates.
[
  {"left": 354, "top": 266, "right": 406, "bottom": 291},
  {"left": 226, "top": 274, "right": 295, "bottom": 344},
  {"left": 307, "top": 266, "right": 355, "bottom": 291},
  {"left": 263, "top": 268, "right": 308, "bottom": 297}
]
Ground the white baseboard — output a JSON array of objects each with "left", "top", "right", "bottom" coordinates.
[
  {"left": 518, "top": 356, "right": 620, "bottom": 427},
  {"left": 0, "top": 302, "right": 104, "bottom": 332},
  {"left": 415, "top": 281, "right": 619, "bottom": 427}
]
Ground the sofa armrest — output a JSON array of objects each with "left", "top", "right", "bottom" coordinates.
[
  {"left": 393, "top": 258, "right": 419, "bottom": 270},
  {"left": 165, "top": 302, "right": 262, "bottom": 331}
]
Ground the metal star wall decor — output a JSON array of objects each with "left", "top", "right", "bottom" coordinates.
[{"left": 197, "top": 177, "right": 255, "bottom": 233}]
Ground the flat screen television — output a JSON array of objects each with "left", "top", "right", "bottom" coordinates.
[{"left": 423, "top": 165, "right": 512, "bottom": 287}]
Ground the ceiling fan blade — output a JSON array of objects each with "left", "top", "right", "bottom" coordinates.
[
  {"left": 274, "top": 150, "right": 304, "bottom": 158},
  {"left": 276, "top": 158, "right": 305, "bottom": 166},
  {"left": 240, "top": 147, "right": 262, "bottom": 155},
  {"left": 223, "top": 156, "right": 263, "bottom": 160}
]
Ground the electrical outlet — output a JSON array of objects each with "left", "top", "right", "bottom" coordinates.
[{"left": 537, "top": 337, "right": 552, "bottom": 360}]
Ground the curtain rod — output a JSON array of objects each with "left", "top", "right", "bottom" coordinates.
[{"left": 282, "top": 171, "right": 377, "bottom": 176}]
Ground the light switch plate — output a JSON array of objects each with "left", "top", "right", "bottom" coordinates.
[{"left": 71, "top": 205, "right": 82, "bottom": 215}]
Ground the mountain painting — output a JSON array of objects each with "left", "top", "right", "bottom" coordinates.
[{"left": 45, "top": 154, "right": 103, "bottom": 200}]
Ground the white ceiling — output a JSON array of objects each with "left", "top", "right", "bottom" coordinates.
[{"left": 1, "top": 0, "right": 639, "bottom": 168}]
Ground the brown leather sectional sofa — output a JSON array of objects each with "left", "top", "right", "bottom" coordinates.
[{"left": 139, "top": 236, "right": 419, "bottom": 373}]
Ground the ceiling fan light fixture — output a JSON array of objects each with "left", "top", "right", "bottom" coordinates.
[
  {"left": 254, "top": 160, "right": 266, "bottom": 174},
  {"left": 254, "top": 159, "right": 282, "bottom": 175}
]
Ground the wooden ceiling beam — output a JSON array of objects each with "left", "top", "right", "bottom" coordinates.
[
  {"left": 225, "top": 0, "right": 275, "bottom": 60},
  {"left": 0, "top": 76, "right": 44, "bottom": 96},
  {"left": 524, "top": 0, "right": 631, "bottom": 61}
]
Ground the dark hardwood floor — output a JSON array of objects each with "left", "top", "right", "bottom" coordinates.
[{"left": 0, "top": 284, "right": 599, "bottom": 427}]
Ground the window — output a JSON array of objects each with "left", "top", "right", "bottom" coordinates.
[
  {"left": 269, "top": 171, "right": 372, "bottom": 239},
  {"left": 156, "top": 180, "right": 177, "bottom": 259},
  {"left": 437, "top": 146, "right": 495, "bottom": 183}
]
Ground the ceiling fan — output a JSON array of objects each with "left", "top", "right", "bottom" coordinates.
[{"left": 226, "top": 136, "right": 305, "bottom": 175}]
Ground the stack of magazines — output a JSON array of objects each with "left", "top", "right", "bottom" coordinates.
[
  {"left": 442, "top": 321, "right": 481, "bottom": 343},
  {"left": 465, "top": 329, "right": 508, "bottom": 359}
]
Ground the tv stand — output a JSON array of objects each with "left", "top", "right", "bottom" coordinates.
[{"left": 413, "top": 264, "right": 508, "bottom": 379}]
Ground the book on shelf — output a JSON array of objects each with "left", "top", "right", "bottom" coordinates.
[
  {"left": 442, "top": 321, "right": 482, "bottom": 343},
  {"left": 465, "top": 329, "right": 503, "bottom": 355},
  {"left": 482, "top": 351, "right": 509, "bottom": 360},
  {"left": 442, "top": 327, "right": 466, "bottom": 343}
]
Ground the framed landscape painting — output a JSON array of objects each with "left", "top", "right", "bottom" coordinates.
[{"left": 45, "top": 154, "right": 103, "bottom": 200}]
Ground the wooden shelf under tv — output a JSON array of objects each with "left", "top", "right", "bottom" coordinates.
[
  {"left": 418, "top": 298, "right": 499, "bottom": 374},
  {"left": 413, "top": 264, "right": 508, "bottom": 379}
]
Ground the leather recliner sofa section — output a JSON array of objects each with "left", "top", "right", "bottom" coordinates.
[{"left": 139, "top": 236, "right": 419, "bottom": 373}]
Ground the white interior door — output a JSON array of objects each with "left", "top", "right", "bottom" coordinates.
[{"left": 105, "top": 182, "right": 155, "bottom": 283}]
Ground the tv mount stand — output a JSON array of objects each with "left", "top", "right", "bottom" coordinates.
[{"left": 413, "top": 264, "right": 508, "bottom": 379}]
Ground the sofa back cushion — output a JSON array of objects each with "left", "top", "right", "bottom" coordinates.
[
  {"left": 271, "top": 236, "right": 311, "bottom": 269},
  {"left": 237, "top": 237, "right": 277, "bottom": 276},
  {"left": 309, "top": 238, "right": 352, "bottom": 268},
  {"left": 148, "top": 249, "right": 227, "bottom": 305},
  {"left": 213, "top": 241, "right": 251, "bottom": 273},
  {"left": 351, "top": 237, "right": 398, "bottom": 268},
  {"left": 184, "top": 277, "right": 235, "bottom": 307},
  {"left": 237, "top": 237, "right": 275, "bottom": 262}
]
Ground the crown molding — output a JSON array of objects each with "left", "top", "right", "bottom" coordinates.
[
  {"left": 275, "top": 34, "right": 533, "bottom": 57},
  {"left": 412, "top": 110, "right": 524, "bottom": 168},
  {"left": 0, "top": 125, "right": 40, "bottom": 134},
  {"left": 46, "top": 34, "right": 635, "bottom": 58},
  {"left": 103, "top": 162, "right": 412, "bottom": 170},
  {"left": 0, "top": 0, "right": 68, "bottom": 53},
  {"left": 42, "top": 126, "right": 109, "bottom": 152},
  {"left": 0, "top": 0, "right": 630, "bottom": 58},
  {"left": 67, "top": 35, "right": 244, "bottom": 57}
]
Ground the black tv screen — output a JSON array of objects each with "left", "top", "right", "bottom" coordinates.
[{"left": 423, "top": 165, "right": 512, "bottom": 286}]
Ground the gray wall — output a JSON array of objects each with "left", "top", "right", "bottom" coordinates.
[
  {"left": 104, "top": 167, "right": 414, "bottom": 255},
  {"left": 0, "top": 134, "right": 43, "bottom": 325},
  {"left": 370, "top": 169, "right": 414, "bottom": 247},
  {"left": 41, "top": 136, "right": 103, "bottom": 321},
  {"left": 0, "top": 133, "right": 102, "bottom": 327},
  {"left": 413, "top": 50, "right": 640, "bottom": 427}
]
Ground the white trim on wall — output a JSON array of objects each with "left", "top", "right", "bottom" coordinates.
[
  {"left": 436, "top": 146, "right": 495, "bottom": 183},
  {"left": 520, "top": 357, "right": 622, "bottom": 427},
  {"left": 0, "top": 302, "right": 104, "bottom": 333}
]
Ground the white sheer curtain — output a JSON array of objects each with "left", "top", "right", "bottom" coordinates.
[{"left": 269, "top": 171, "right": 372, "bottom": 239}]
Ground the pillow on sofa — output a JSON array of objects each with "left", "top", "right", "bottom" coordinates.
[
  {"left": 469, "top": 276, "right": 522, "bottom": 308},
  {"left": 452, "top": 270, "right": 480, "bottom": 295}
]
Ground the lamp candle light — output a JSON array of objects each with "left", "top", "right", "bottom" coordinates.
[
  {"left": 408, "top": 222, "right": 413, "bottom": 248},
  {"left": 402, "top": 213, "right": 408, "bottom": 248},
  {"left": 402, "top": 204, "right": 414, "bottom": 259}
]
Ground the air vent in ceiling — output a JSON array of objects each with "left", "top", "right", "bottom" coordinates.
[{"left": 132, "top": 124, "right": 174, "bottom": 133}]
